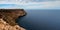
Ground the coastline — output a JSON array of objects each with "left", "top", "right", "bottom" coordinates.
[{"left": 0, "top": 9, "right": 26, "bottom": 30}]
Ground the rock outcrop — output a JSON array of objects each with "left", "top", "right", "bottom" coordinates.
[{"left": 0, "top": 9, "right": 26, "bottom": 30}]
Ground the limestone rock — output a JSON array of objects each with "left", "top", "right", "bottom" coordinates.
[
  {"left": 0, "top": 9, "right": 26, "bottom": 30},
  {"left": 0, "top": 19, "right": 25, "bottom": 30}
]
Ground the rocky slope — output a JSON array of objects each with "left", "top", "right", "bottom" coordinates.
[{"left": 0, "top": 9, "right": 26, "bottom": 30}]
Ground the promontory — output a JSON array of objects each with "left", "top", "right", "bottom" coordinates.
[{"left": 0, "top": 9, "right": 26, "bottom": 30}]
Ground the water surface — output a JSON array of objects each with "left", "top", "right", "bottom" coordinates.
[{"left": 17, "top": 9, "right": 60, "bottom": 30}]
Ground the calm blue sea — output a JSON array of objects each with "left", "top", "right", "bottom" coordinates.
[{"left": 16, "top": 9, "right": 60, "bottom": 30}]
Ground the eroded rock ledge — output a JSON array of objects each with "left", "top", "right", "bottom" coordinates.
[{"left": 0, "top": 9, "right": 26, "bottom": 30}]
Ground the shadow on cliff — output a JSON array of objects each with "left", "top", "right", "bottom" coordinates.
[{"left": 16, "top": 12, "right": 27, "bottom": 24}]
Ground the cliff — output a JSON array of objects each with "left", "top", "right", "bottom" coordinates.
[{"left": 0, "top": 9, "right": 26, "bottom": 30}]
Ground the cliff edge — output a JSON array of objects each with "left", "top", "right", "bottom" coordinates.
[{"left": 0, "top": 9, "right": 26, "bottom": 30}]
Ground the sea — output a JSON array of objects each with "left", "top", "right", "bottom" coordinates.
[{"left": 16, "top": 9, "right": 60, "bottom": 30}]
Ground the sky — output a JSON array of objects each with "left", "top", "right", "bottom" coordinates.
[{"left": 0, "top": 0, "right": 60, "bottom": 9}]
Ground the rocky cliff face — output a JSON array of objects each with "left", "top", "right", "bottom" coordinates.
[{"left": 0, "top": 9, "right": 26, "bottom": 30}]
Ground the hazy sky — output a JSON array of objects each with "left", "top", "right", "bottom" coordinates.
[{"left": 0, "top": 0, "right": 60, "bottom": 9}]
